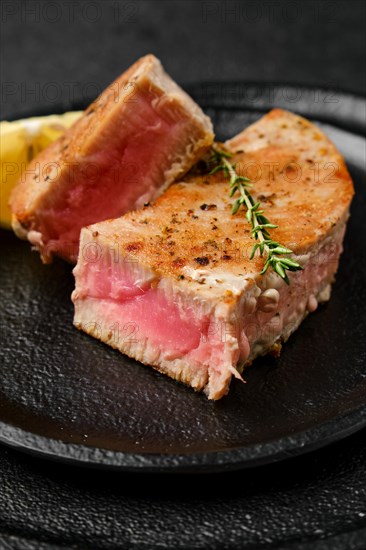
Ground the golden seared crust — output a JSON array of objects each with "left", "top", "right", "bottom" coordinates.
[{"left": 89, "top": 109, "right": 354, "bottom": 281}]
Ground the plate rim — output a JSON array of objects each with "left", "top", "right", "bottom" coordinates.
[
  {"left": 1, "top": 388, "right": 366, "bottom": 474},
  {"left": 2, "top": 81, "right": 365, "bottom": 136}
]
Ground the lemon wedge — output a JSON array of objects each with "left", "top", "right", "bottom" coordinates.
[{"left": 0, "top": 111, "right": 82, "bottom": 229}]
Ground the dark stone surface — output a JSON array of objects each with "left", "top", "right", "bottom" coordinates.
[{"left": 0, "top": 431, "right": 366, "bottom": 549}]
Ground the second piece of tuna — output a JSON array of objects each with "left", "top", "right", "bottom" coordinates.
[{"left": 10, "top": 54, "right": 214, "bottom": 262}]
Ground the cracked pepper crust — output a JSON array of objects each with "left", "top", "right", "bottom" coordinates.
[{"left": 90, "top": 109, "right": 354, "bottom": 281}]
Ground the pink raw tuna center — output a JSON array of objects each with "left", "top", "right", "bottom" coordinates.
[
  {"left": 35, "top": 94, "right": 187, "bottom": 259},
  {"left": 77, "top": 259, "right": 231, "bottom": 365}
]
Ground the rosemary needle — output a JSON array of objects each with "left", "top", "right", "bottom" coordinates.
[{"left": 209, "top": 146, "right": 303, "bottom": 285}]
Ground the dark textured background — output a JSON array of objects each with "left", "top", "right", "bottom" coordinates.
[
  {"left": 1, "top": 1, "right": 366, "bottom": 549},
  {"left": 1, "top": 0, "right": 366, "bottom": 120}
]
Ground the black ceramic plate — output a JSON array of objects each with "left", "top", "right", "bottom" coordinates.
[{"left": 1, "top": 85, "right": 365, "bottom": 473}]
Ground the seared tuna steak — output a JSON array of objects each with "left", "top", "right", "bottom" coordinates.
[
  {"left": 72, "top": 109, "right": 354, "bottom": 399},
  {"left": 10, "top": 54, "right": 214, "bottom": 263}
]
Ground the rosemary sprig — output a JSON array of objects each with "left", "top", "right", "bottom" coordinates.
[{"left": 208, "top": 146, "right": 303, "bottom": 284}]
